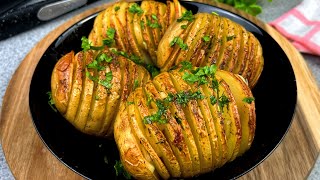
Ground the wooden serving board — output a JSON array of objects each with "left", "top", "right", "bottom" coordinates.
[{"left": 1, "top": 1, "right": 320, "bottom": 179}]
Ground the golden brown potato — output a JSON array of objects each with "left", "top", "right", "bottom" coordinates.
[
  {"left": 51, "top": 49, "right": 151, "bottom": 136},
  {"left": 156, "top": 12, "right": 263, "bottom": 88},
  {"left": 88, "top": 0, "right": 186, "bottom": 66},
  {"left": 114, "top": 66, "right": 256, "bottom": 179}
]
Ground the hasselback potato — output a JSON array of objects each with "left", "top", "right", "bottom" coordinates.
[
  {"left": 114, "top": 65, "right": 256, "bottom": 179},
  {"left": 157, "top": 12, "right": 263, "bottom": 88},
  {"left": 88, "top": 0, "right": 186, "bottom": 65},
  {"left": 51, "top": 49, "right": 151, "bottom": 136}
]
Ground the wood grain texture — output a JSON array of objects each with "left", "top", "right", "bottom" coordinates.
[{"left": 0, "top": 1, "right": 319, "bottom": 179}]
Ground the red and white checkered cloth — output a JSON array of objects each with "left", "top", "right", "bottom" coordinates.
[{"left": 270, "top": 0, "right": 320, "bottom": 56}]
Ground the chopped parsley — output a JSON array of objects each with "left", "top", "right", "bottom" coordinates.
[
  {"left": 226, "top": 35, "right": 236, "bottom": 41},
  {"left": 210, "top": 95, "right": 217, "bottom": 105},
  {"left": 218, "top": 94, "right": 230, "bottom": 110},
  {"left": 81, "top": 36, "right": 104, "bottom": 51},
  {"left": 102, "top": 28, "right": 116, "bottom": 47},
  {"left": 114, "top": 160, "right": 131, "bottom": 179},
  {"left": 212, "top": 11, "right": 219, "bottom": 16},
  {"left": 243, "top": 97, "right": 255, "bottom": 104},
  {"left": 202, "top": 35, "right": 211, "bottom": 42},
  {"left": 47, "top": 91, "right": 57, "bottom": 112},
  {"left": 143, "top": 99, "right": 168, "bottom": 124},
  {"left": 86, "top": 71, "right": 113, "bottom": 90},
  {"left": 114, "top": 6, "right": 120, "bottom": 11},
  {"left": 127, "top": 101, "right": 134, "bottom": 105},
  {"left": 128, "top": 3, "right": 143, "bottom": 15},
  {"left": 170, "top": 37, "right": 188, "bottom": 50},
  {"left": 133, "top": 80, "right": 139, "bottom": 90},
  {"left": 140, "top": 20, "right": 145, "bottom": 29},
  {"left": 181, "top": 24, "right": 187, "bottom": 29},
  {"left": 182, "top": 65, "right": 217, "bottom": 85},
  {"left": 87, "top": 53, "right": 112, "bottom": 71},
  {"left": 147, "top": 15, "right": 161, "bottom": 29},
  {"left": 146, "top": 94, "right": 152, "bottom": 106},
  {"left": 174, "top": 90, "right": 204, "bottom": 107},
  {"left": 97, "top": 53, "right": 113, "bottom": 63},
  {"left": 179, "top": 61, "right": 193, "bottom": 72},
  {"left": 177, "top": 10, "right": 194, "bottom": 22}
]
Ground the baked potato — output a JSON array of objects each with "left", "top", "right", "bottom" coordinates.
[
  {"left": 114, "top": 65, "right": 256, "bottom": 179},
  {"left": 51, "top": 49, "right": 151, "bottom": 136},
  {"left": 157, "top": 12, "right": 264, "bottom": 88},
  {"left": 88, "top": 0, "right": 187, "bottom": 66}
]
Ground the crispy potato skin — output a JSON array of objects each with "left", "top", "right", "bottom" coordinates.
[{"left": 114, "top": 69, "right": 256, "bottom": 179}]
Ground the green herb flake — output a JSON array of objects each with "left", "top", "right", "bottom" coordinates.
[
  {"left": 47, "top": 91, "right": 57, "bottom": 112},
  {"left": 226, "top": 35, "right": 235, "bottom": 41},
  {"left": 151, "top": 14, "right": 158, "bottom": 20},
  {"left": 143, "top": 99, "right": 168, "bottom": 124},
  {"left": 97, "top": 53, "right": 113, "bottom": 63},
  {"left": 98, "top": 71, "right": 113, "bottom": 89},
  {"left": 128, "top": 3, "right": 143, "bottom": 15},
  {"left": 103, "top": 28, "right": 116, "bottom": 47},
  {"left": 179, "top": 61, "right": 193, "bottom": 72},
  {"left": 114, "top": 160, "right": 131, "bottom": 179},
  {"left": 218, "top": 94, "right": 230, "bottom": 110},
  {"left": 170, "top": 37, "right": 188, "bottom": 50},
  {"left": 177, "top": 10, "right": 194, "bottom": 22},
  {"left": 147, "top": 94, "right": 152, "bottom": 106},
  {"left": 95, "top": 95, "right": 100, "bottom": 100},
  {"left": 210, "top": 95, "right": 217, "bottom": 105},
  {"left": 81, "top": 36, "right": 91, "bottom": 51},
  {"left": 114, "top": 6, "right": 120, "bottom": 11},
  {"left": 243, "top": 97, "right": 255, "bottom": 104},
  {"left": 147, "top": 19, "right": 161, "bottom": 29},
  {"left": 211, "top": 11, "right": 219, "bottom": 16},
  {"left": 127, "top": 101, "right": 134, "bottom": 105},
  {"left": 202, "top": 35, "right": 211, "bottom": 42},
  {"left": 140, "top": 20, "right": 145, "bottom": 29},
  {"left": 87, "top": 60, "right": 105, "bottom": 71},
  {"left": 133, "top": 80, "right": 139, "bottom": 90},
  {"left": 181, "top": 24, "right": 188, "bottom": 29}
]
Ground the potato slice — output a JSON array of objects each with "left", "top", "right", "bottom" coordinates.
[
  {"left": 214, "top": 76, "right": 242, "bottom": 161},
  {"left": 114, "top": 102, "right": 160, "bottom": 180},
  {"left": 127, "top": 88, "right": 172, "bottom": 179},
  {"left": 241, "top": 33, "right": 256, "bottom": 81},
  {"left": 216, "top": 18, "right": 233, "bottom": 69},
  {"left": 232, "top": 26, "right": 248, "bottom": 75},
  {"left": 145, "top": 79, "right": 193, "bottom": 177},
  {"left": 99, "top": 56, "right": 127, "bottom": 135},
  {"left": 84, "top": 55, "right": 113, "bottom": 135},
  {"left": 111, "top": 5, "right": 130, "bottom": 52},
  {"left": 177, "top": 71, "right": 220, "bottom": 169},
  {"left": 204, "top": 16, "right": 225, "bottom": 66},
  {"left": 216, "top": 71, "right": 255, "bottom": 156},
  {"left": 73, "top": 51, "right": 95, "bottom": 131},
  {"left": 157, "top": 2, "right": 168, "bottom": 38},
  {"left": 200, "top": 82, "right": 228, "bottom": 167},
  {"left": 64, "top": 52, "right": 83, "bottom": 124},
  {"left": 152, "top": 72, "right": 201, "bottom": 175},
  {"left": 169, "top": 70, "right": 213, "bottom": 173},
  {"left": 51, "top": 51, "right": 74, "bottom": 114},
  {"left": 249, "top": 40, "right": 264, "bottom": 88},
  {"left": 156, "top": 18, "right": 189, "bottom": 68},
  {"left": 225, "top": 22, "right": 241, "bottom": 72},
  {"left": 166, "top": 1, "right": 176, "bottom": 27},
  {"left": 88, "top": 12, "right": 104, "bottom": 46},
  {"left": 148, "top": 1, "right": 162, "bottom": 47},
  {"left": 174, "top": 13, "right": 206, "bottom": 66}
]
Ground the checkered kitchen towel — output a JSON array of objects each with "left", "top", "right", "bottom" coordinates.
[{"left": 270, "top": 0, "right": 320, "bottom": 56}]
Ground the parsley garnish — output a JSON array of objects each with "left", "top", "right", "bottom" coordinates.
[
  {"left": 146, "top": 94, "right": 152, "bottom": 106},
  {"left": 140, "top": 20, "right": 145, "bottom": 29},
  {"left": 212, "top": 11, "right": 219, "bottom": 16},
  {"left": 226, "top": 35, "right": 235, "bottom": 41},
  {"left": 47, "top": 91, "right": 57, "bottom": 112},
  {"left": 114, "top": 6, "right": 120, "bottom": 11},
  {"left": 81, "top": 36, "right": 104, "bottom": 51},
  {"left": 177, "top": 10, "right": 194, "bottom": 22},
  {"left": 243, "top": 97, "right": 255, "bottom": 104},
  {"left": 143, "top": 99, "right": 168, "bottom": 124},
  {"left": 97, "top": 53, "right": 113, "bottom": 63},
  {"left": 128, "top": 3, "right": 143, "bottom": 15},
  {"left": 202, "top": 35, "right": 210, "bottom": 42},
  {"left": 147, "top": 15, "right": 161, "bottom": 29},
  {"left": 210, "top": 95, "right": 217, "bottom": 105},
  {"left": 181, "top": 25, "right": 187, "bottom": 29},
  {"left": 182, "top": 65, "right": 217, "bottom": 85},
  {"left": 133, "top": 80, "right": 139, "bottom": 90},
  {"left": 102, "top": 28, "right": 116, "bottom": 47},
  {"left": 170, "top": 37, "right": 188, "bottom": 50},
  {"left": 86, "top": 71, "right": 113, "bottom": 90},
  {"left": 114, "top": 160, "right": 131, "bottom": 179},
  {"left": 218, "top": 94, "right": 230, "bottom": 110},
  {"left": 87, "top": 53, "right": 112, "bottom": 71},
  {"left": 127, "top": 101, "right": 134, "bottom": 105},
  {"left": 179, "top": 61, "right": 193, "bottom": 72}
]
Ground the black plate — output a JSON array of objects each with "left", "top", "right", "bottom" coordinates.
[{"left": 29, "top": 1, "right": 297, "bottom": 179}]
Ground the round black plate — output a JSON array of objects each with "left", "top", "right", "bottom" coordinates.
[{"left": 29, "top": 1, "right": 297, "bottom": 180}]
